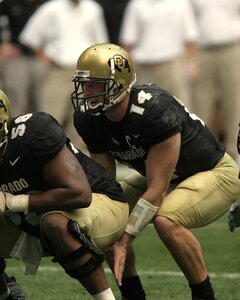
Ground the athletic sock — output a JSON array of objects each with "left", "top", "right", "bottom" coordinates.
[
  {"left": 189, "top": 276, "right": 216, "bottom": 300},
  {"left": 92, "top": 287, "right": 115, "bottom": 300},
  {"left": 118, "top": 275, "right": 146, "bottom": 300}
]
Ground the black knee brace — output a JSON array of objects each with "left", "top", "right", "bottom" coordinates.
[{"left": 52, "top": 220, "right": 104, "bottom": 279}]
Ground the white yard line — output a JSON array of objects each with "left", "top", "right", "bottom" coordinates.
[{"left": 7, "top": 266, "right": 240, "bottom": 279}]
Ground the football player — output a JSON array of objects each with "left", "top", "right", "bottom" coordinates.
[
  {"left": 71, "top": 43, "right": 240, "bottom": 300},
  {"left": 228, "top": 124, "right": 240, "bottom": 232},
  {"left": 0, "top": 90, "right": 130, "bottom": 300}
]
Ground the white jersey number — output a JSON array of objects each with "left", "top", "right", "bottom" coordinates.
[{"left": 10, "top": 113, "right": 33, "bottom": 139}]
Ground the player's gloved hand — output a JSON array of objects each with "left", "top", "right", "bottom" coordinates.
[
  {"left": 0, "top": 191, "right": 6, "bottom": 213},
  {"left": 228, "top": 202, "right": 240, "bottom": 232},
  {"left": 4, "top": 192, "right": 29, "bottom": 212}
]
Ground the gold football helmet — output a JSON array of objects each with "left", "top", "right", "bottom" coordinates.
[
  {"left": 0, "top": 90, "right": 12, "bottom": 157},
  {"left": 71, "top": 43, "right": 136, "bottom": 115}
]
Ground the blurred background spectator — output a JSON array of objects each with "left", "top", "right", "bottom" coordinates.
[
  {"left": 1, "top": 0, "right": 239, "bottom": 162},
  {"left": 95, "top": 0, "right": 129, "bottom": 44},
  {"left": 19, "top": 0, "right": 109, "bottom": 148},
  {"left": 119, "top": 0, "right": 199, "bottom": 110},
  {"left": 0, "top": 0, "right": 48, "bottom": 117},
  {"left": 190, "top": 0, "right": 240, "bottom": 162}
]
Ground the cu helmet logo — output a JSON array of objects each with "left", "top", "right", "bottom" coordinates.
[
  {"left": 0, "top": 100, "right": 7, "bottom": 112},
  {"left": 108, "top": 55, "right": 131, "bottom": 73}
]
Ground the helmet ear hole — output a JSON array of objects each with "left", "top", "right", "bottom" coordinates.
[
  {"left": 112, "top": 84, "right": 123, "bottom": 94},
  {"left": 118, "top": 84, "right": 123, "bottom": 90}
]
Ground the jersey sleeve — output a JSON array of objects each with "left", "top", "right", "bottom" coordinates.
[
  {"left": 29, "top": 113, "right": 67, "bottom": 158},
  {"left": 140, "top": 92, "right": 182, "bottom": 148},
  {"left": 8, "top": 112, "right": 67, "bottom": 160}
]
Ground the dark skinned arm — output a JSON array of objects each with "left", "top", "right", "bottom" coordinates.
[{"left": 28, "top": 145, "right": 92, "bottom": 212}]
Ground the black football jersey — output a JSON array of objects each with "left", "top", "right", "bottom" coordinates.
[
  {"left": 0, "top": 112, "right": 126, "bottom": 202},
  {"left": 74, "top": 84, "right": 225, "bottom": 183}
]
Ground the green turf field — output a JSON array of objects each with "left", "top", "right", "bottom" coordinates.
[{"left": 5, "top": 214, "right": 240, "bottom": 300}]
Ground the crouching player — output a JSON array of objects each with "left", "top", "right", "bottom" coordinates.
[{"left": 0, "top": 90, "right": 129, "bottom": 300}]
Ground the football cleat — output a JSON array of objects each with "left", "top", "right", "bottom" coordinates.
[{"left": 4, "top": 273, "right": 27, "bottom": 300}]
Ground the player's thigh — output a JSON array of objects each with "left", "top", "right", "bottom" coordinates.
[
  {"left": 42, "top": 194, "right": 129, "bottom": 250},
  {"left": 157, "top": 153, "right": 240, "bottom": 228},
  {"left": 120, "top": 172, "right": 147, "bottom": 213},
  {"left": 0, "top": 214, "right": 22, "bottom": 257}
]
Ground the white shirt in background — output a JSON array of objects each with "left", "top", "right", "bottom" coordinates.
[
  {"left": 19, "top": 0, "right": 109, "bottom": 68},
  {"left": 119, "top": 0, "right": 198, "bottom": 64},
  {"left": 190, "top": 0, "right": 240, "bottom": 47}
]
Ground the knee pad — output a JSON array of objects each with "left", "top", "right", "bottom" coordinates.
[{"left": 52, "top": 220, "right": 104, "bottom": 279}]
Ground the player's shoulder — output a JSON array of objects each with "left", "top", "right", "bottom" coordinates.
[
  {"left": 7, "top": 112, "right": 67, "bottom": 157},
  {"left": 132, "top": 83, "right": 175, "bottom": 101},
  {"left": 10, "top": 111, "right": 62, "bottom": 134},
  {"left": 130, "top": 84, "right": 183, "bottom": 131},
  {"left": 131, "top": 84, "right": 177, "bottom": 117}
]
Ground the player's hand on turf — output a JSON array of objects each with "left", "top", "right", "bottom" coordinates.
[
  {"left": 113, "top": 239, "right": 128, "bottom": 286},
  {"left": 228, "top": 202, "right": 240, "bottom": 232},
  {"left": 0, "top": 191, "right": 6, "bottom": 213}
]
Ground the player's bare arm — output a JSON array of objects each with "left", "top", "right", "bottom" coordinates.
[
  {"left": 28, "top": 145, "right": 92, "bottom": 212},
  {"left": 114, "top": 133, "right": 181, "bottom": 284},
  {"left": 143, "top": 132, "right": 181, "bottom": 207}
]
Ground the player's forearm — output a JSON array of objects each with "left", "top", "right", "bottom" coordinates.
[
  {"left": 141, "top": 188, "right": 166, "bottom": 208},
  {"left": 118, "top": 231, "right": 135, "bottom": 248},
  {"left": 28, "top": 188, "right": 92, "bottom": 212}
]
